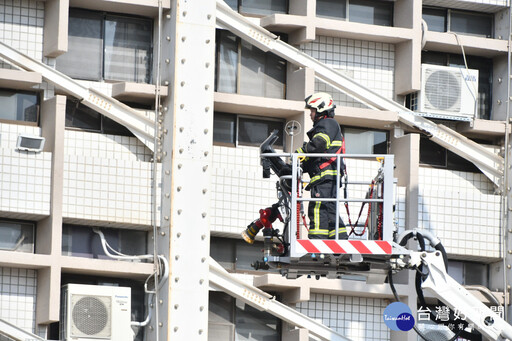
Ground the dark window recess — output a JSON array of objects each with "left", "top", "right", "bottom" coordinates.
[
  {"left": 213, "top": 112, "right": 284, "bottom": 148},
  {"left": 349, "top": 0, "right": 393, "bottom": 26},
  {"left": 419, "top": 137, "right": 479, "bottom": 172},
  {"left": 210, "top": 236, "right": 269, "bottom": 272},
  {"left": 0, "top": 220, "right": 35, "bottom": 253},
  {"left": 215, "top": 30, "right": 287, "bottom": 99},
  {"left": 226, "top": 0, "right": 288, "bottom": 15},
  {"left": 316, "top": 0, "right": 346, "bottom": 19},
  {"left": 343, "top": 127, "right": 388, "bottom": 154},
  {"left": 62, "top": 224, "right": 147, "bottom": 259},
  {"left": 422, "top": 51, "right": 492, "bottom": 120},
  {"left": 65, "top": 99, "right": 133, "bottom": 136},
  {"left": 0, "top": 89, "right": 39, "bottom": 124},
  {"left": 422, "top": 7, "right": 493, "bottom": 38},
  {"left": 209, "top": 291, "right": 281, "bottom": 340},
  {"left": 57, "top": 8, "right": 152, "bottom": 83}
]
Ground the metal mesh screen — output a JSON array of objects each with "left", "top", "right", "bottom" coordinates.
[
  {"left": 424, "top": 70, "right": 461, "bottom": 111},
  {"left": 71, "top": 295, "right": 111, "bottom": 338}
]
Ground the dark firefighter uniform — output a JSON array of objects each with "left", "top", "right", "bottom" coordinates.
[{"left": 297, "top": 117, "right": 348, "bottom": 239}]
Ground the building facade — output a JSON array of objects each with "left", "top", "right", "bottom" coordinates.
[{"left": 0, "top": 0, "right": 510, "bottom": 340}]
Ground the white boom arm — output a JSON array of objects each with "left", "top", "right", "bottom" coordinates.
[{"left": 415, "top": 251, "right": 512, "bottom": 340}]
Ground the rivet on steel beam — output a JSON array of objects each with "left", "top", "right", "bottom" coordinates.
[
  {"left": 203, "top": 188, "right": 207, "bottom": 194},
  {"left": 199, "top": 279, "right": 204, "bottom": 284},
  {"left": 179, "top": 148, "right": 184, "bottom": 154},
  {"left": 204, "top": 151, "right": 209, "bottom": 156},
  {"left": 181, "top": 36, "right": 186, "bottom": 42},
  {"left": 202, "top": 212, "right": 207, "bottom": 218},
  {"left": 165, "top": 193, "right": 170, "bottom": 198},
  {"left": 178, "top": 164, "right": 182, "bottom": 169},
  {"left": 175, "top": 277, "right": 179, "bottom": 283},
  {"left": 201, "top": 234, "right": 206, "bottom": 240},
  {"left": 205, "top": 84, "right": 210, "bottom": 90},
  {"left": 166, "top": 14, "right": 171, "bottom": 19},
  {"left": 177, "top": 232, "right": 181, "bottom": 238},
  {"left": 205, "top": 106, "right": 210, "bottom": 112},
  {"left": 175, "top": 255, "right": 179, "bottom": 260},
  {"left": 164, "top": 216, "right": 169, "bottom": 220},
  {"left": 204, "top": 129, "right": 208, "bottom": 134},
  {"left": 180, "top": 104, "right": 185, "bottom": 109},
  {"left": 149, "top": 326, "right": 153, "bottom": 330},
  {"left": 178, "top": 209, "right": 182, "bottom": 215},
  {"left": 165, "top": 170, "right": 170, "bottom": 175},
  {"left": 199, "top": 329, "right": 204, "bottom": 335},
  {"left": 163, "top": 151, "right": 167, "bottom": 156},
  {"left": 205, "top": 62, "right": 210, "bottom": 68},
  {"left": 182, "top": 11, "right": 187, "bottom": 17},
  {"left": 508, "top": 285, "right": 511, "bottom": 290},
  {"left": 174, "top": 304, "right": 179, "bottom": 309},
  {"left": 166, "top": 36, "right": 171, "bottom": 41},
  {"left": 508, "top": 264, "right": 511, "bottom": 269},
  {"left": 164, "top": 129, "right": 168, "bottom": 134},
  {"left": 200, "top": 306, "right": 204, "bottom": 311},
  {"left": 174, "top": 326, "right": 178, "bottom": 332},
  {"left": 180, "top": 81, "right": 185, "bottom": 87},
  {"left": 181, "top": 59, "right": 186, "bottom": 64},
  {"left": 164, "top": 106, "right": 168, "bottom": 111},
  {"left": 164, "top": 80, "right": 169, "bottom": 85},
  {"left": 165, "top": 58, "right": 170, "bottom": 64},
  {"left": 508, "top": 250, "right": 512, "bottom": 254},
  {"left": 201, "top": 257, "right": 206, "bottom": 263},
  {"left": 177, "top": 186, "right": 182, "bottom": 192},
  {"left": 159, "top": 299, "right": 163, "bottom": 304},
  {"left": 160, "top": 231, "right": 165, "bottom": 236},
  {"left": 203, "top": 165, "right": 208, "bottom": 172},
  {"left": 205, "top": 39, "right": 210, "bottom": 44},
  {"left": 207, "top": 14, "right": 212, "bottom": 20}
]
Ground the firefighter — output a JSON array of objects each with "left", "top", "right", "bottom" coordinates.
[{"left": 298, "top": 92, "right": 348, "bottom": 240}]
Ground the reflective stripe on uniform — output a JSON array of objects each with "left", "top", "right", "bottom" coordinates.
[
  {"left": 330, "top": 140, "right": 342, "bottom": 147},
  {"left": 308, "top": 228, "right": 330, "bottom": 236},
  {"left": 313, "top": 132, "right": 331, "bottom": 148},
  {"left": 310, "top": 169, "right": 338, "bottom": 184},
  {"left": 328, "top": 228, "right": 347, "bottom": 237},
  {"left": 313, "top": 200, "right": 321, "bottom": 229}
]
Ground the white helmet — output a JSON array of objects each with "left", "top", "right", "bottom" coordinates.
[{"left": 304, "top": 92, "right": 335, "bottom": 114}]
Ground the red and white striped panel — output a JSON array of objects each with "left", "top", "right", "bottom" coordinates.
[{"left": 296, "top": 239, "right": 392, "bottom": 255}]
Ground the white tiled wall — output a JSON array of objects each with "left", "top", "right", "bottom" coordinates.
[
  {"left": 300, "top": 36, "right": 395, "bottom": 108},
  {"left": 0, "top": 0, "right": 44, "bottom": 60},
  {"left": 296, "top": 293, "right": 390, "bottom": 341},
  {"left": 0, "top": 267, "right": 37, "bottom": 334},
  {"left": 0, "top": 123, "right": 51, "bottom": 216},
  {"left": 211, "top": 145, "right": 280, "bottom": 234},
  {"left": 418, "top": 167, "right": 501, "bottom": 258}
]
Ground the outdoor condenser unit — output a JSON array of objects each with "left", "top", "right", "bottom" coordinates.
[
  {"left": 417, "top": 63, "right": 479, "bottom": 121},
  {"left": 61, "top": 284, "right": 133, "bottom": 341}
]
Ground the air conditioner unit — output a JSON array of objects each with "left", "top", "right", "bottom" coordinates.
[
  {"left": 417, "top": 64, "right": 479, "bottom": 121},
  {"left": 61, "top": 284, "right": 133, "bottom": 341},
  {"left": 16, "top": 134, "right": 45, "bottom": 152}
]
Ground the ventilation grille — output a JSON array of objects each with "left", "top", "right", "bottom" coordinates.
[
  {"left": 16, "top": 135, "right": 45, "bottom": 152},
  {"left": 423, "top": 69, "right": 462, "bottom": 112},
  {"left": 70, "top": 294, "right": 112, "bottom": 339}
]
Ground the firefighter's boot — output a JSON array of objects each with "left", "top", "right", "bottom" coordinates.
[{"left": 241, "top": 221, "right": 260, "bottom": 244}]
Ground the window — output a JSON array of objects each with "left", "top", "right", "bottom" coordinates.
[
  {"left": 343, "top": 127, "right": 388, "bottom": 154},
  {"left": 316, "top": 0, "right": 393, "bottom": 26},
  {"left": 62, "top": 224, "right": 147, "bottom": 259},
  {"left": 224, "top": 0, "right": 288, "bottom": 15},
  {"left": 210, "top": 237, "right": 268, "bottom": 272},
  {"left": 419, "top": 136, "right": 479, "bottom": 172},
  {"left": 0, "top": 220, "right": 34, "bottom": 253},
  {"left": 422, "top": 52, "right": 492, "bottom": 120},
  {"left": 422, "top": 7, "right": 493, "bottom": 38},
  {"left": 0, "top": 90, "right": 39, "bottom": 124},
  {"left": 57, "top": 9, "right": 153, "bottom": 83},
  {"left": 209, "top": 291, "right": 281, "bottom": 341},
  {"left": 213, "top": 112, "right": 285, "bottom": 148},
  {"left": 216, "top": 30, "right": 287, "bottom": 99},
  {"left": 448, "top": 261, "right": 488, "bottom": 286},
  {"left": 65, "top": 99, "right": 133, "bottom": 136}
]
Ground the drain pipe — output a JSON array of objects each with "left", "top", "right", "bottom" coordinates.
[{"left": 502, "top": 0, "right": 512, "bottom": 322}]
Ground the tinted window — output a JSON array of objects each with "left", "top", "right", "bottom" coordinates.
[
  {"left": 213, "top": 112, "right": 236, "bottom": 146},
  {"left": 0, "top": 221, "right": 34, "bottom": 253},
  {"left": 344, "top": 127, "right": 388, "bottom": 154},
  {"left": 349, "top": 0, "right": 393, "bottom": 26},
  {"left": 238, "top": 117, "right": 284, "bottom": 147},
  {"left": 0, "top": 90, "right": 39, "bottom": 123},
  {"left": 240, "top": 0, "right": 287, "bottom": 15},
  {"left": 451, "top": 10, "right": 492, "bottom": 38},
  {"left": 422, "top": 7, "right": 446, "bottom": 32},
  {"left": 317, "top": 0, "right": 346, "bottom": 19}
]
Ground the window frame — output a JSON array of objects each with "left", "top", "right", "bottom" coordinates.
[
  {"left": 0, "top": 89, "right": 40, "bottom": 126},
  {"left": 0, "top": 219, "right": 35, "bottom": 253},
  {"left": 57, "top": 8, "right": 154, "bottom": 84},
  {"left": 422, "top": 6, "right": 493, "bottom": 38},
  {"left": 342, "top": 126, "right": 389, "bottom": 154},
  {"left": 419, "top": 135, "right": 479, "bottom": 172},
  {"left": 213, "top": 112, "right": 286, "bottom": 149},
  {"left": 225, "top": 0, "right": 289, "bottom": 16},
  {"left": 215, "top": 29, "right": 287, "bottom": 99}
]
